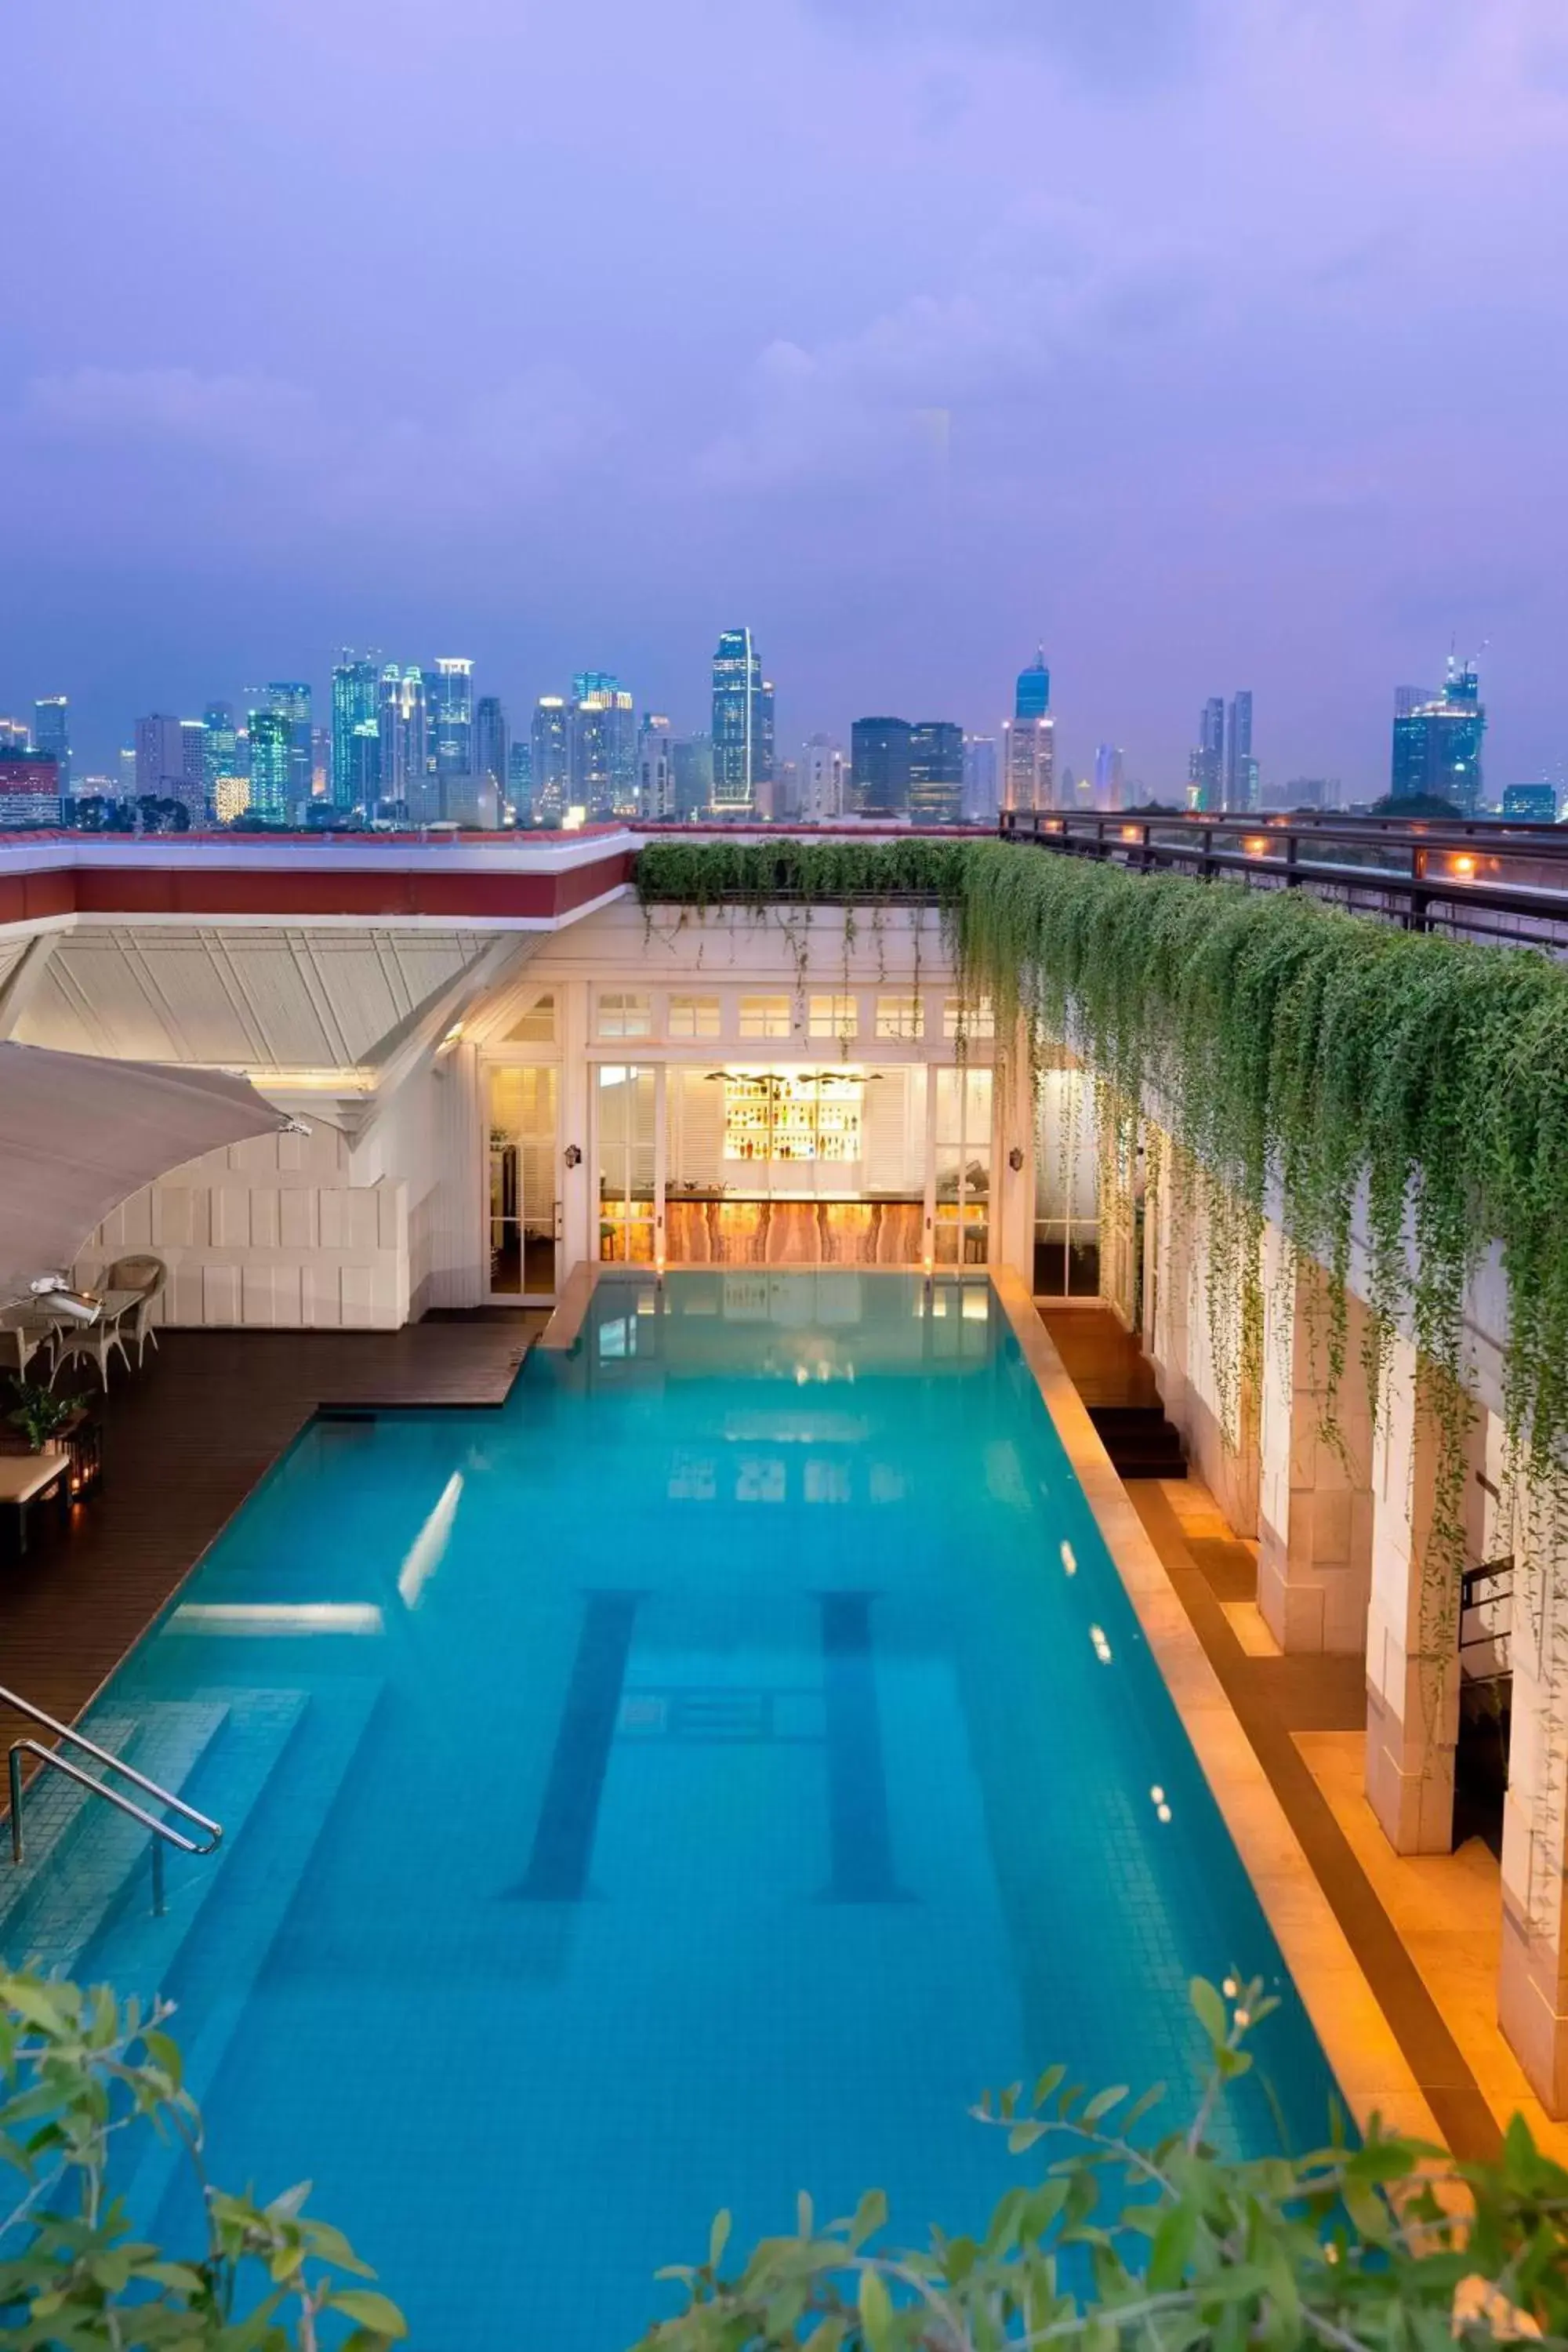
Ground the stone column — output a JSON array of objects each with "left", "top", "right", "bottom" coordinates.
[
  {"left": 1364, "top": 1332, "right": 1481, "bottom": 1853},
  {"left": 1497, "top": 1432, "right": 1568, "bottom": 2112},
  {"left": 1152, "top": 1154, "right": 1260, "bottom": 1536},
  {"left": 1256, "top": 1231, "right": 1375, "bottom": 1653},
  {"left": 993, "top": 1047, "right": 1033, "bottom": 1287},
  {"left": 558, "top": 979, "right": 593, "bottom": 1272}
]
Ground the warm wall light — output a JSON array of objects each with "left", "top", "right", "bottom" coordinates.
[
  {"left": 1242, "top": 836, "right": 1269, "bottom": 856},
  {"left": 1120, "top": 825, "right": 1141, "bottom": 843},
  {"left": 1450, "top": 853, "right": 1476, "bottom": 877},
  {"left": 564, "top": 1144, "right": 583, "bottom": 1167}
]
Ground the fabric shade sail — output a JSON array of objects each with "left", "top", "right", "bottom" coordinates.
[{"left": 0, "top": 1043, "right": 288, "bottom": 1306}]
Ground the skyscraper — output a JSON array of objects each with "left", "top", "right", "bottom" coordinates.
[
  {"left": 134, "top": 715, "right": 188, "bottom": 806},
  {"left": 851, "top": 717, "right": 913, "bottom": 814},
  {"left": 637, "top": 713, "right": 674, "bottom": 821},
  {"left": 1094, "top": 744, "right": 1125, "bottom": 811},
  {"left": 711, "top": 628, "right": 774, "bottom": 814},
  {"left": 532, "top": 696, "right": 570, "bottom": 820},
  {"left": 474, "top": 696, "right": 509, "bottom": 800},
  {"left": 908, "top": 720, "right": 964, "bottom": 824},
  {"left": 32, "top": 698, "right": 68, "bottom": 795},
  {"left": 331, "top": 654, "right": 380, "bottom": 810},
  {"left": 671, "top": 735, "right": 713, "bottom": 821},
  {"left": 202, "top": 702, "right": 239, "bottom": 799},
  {"left": 506, "top": 741, "right": 532, "bottom": 818},
  {"left": 1189, "top": 697, "right": 1225, "bottom": 811},
  {"left": 963, "top": 735, "right": 998, "bottom": 823},
  {"left": 262, "top": 683, "right": 313, "bottom": 816},
  {"left": 430, "top": 659, "right": 474, "bottom": 786},
  {"left": 1391, "top": 660, "right": 1486, "bottom": 813},
  {"left": 348, "top": 723, "right": 381, "bottom": 810},
  {"left": 801, "top": 735, "right": 846, "bottom": 822},
  {"left": 0, "top": 718, "right": 30, "bottom": 754},
  {"left": 246, "top": 710, "right": 291, "bottom": 823},
  {"left": 1224, "top": 691, "right": 1256, "bottom": 811},
  {"left": 569, "top": 673, "right": 637, "bottom": 817},
  {"left": 1003, "top": 648, "right": 1056, "bottom": 813},
  {"left": 180, "top": 720, "right": 208, "bottom": 815},
  {"left": 378, "top": 666, "right": 428, "bottom": 813}
]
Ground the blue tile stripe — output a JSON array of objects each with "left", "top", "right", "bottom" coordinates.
[
  {"left": 817, "top": 1592, "right": 911, "bottom": 1904},
  {"left": 511, "top": 1591, "right": 644, "bottom": 1901}
]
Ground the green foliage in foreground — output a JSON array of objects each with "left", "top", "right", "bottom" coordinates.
[
  {"left": 640, "top": 1976, "right": 1568, "bottom": 2352},
  {"left": 0, "top": 1972, "right": 404, "bottom": 2349}
]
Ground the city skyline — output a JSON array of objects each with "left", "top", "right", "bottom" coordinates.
[{"left": 3, "top": 3, "right": 1562, "bottom": 796}]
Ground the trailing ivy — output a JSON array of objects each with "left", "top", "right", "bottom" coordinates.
[{"left": 639, "top": 837, "right": 1568, "bottom": 1491}]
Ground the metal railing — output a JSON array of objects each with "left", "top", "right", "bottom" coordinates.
[
  {"left": 1, "top": 1684, "right": 222, "bottom": 1919},
  {"left": 1000, "top": 809, "right": 1568, "bottom": 956}
]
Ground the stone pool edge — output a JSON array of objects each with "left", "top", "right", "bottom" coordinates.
[{"left": 991, "top": 1265, "right": 1441, "bottom": 2147}]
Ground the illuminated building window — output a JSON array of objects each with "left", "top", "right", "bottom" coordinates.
[
  {"left": 507, "top": 992, "right": 555, "bottom": 1044},
  {"left": 668, "top": 993, "right": 721, "bottom": 1040},
  {"left": 808, "top": 993, "right": 857, "bottom": 1040},
  {"left": 943, "top": 996, "right": 994, "bottom": 1041},
  {"left": 875, "top": 994, "right": 924, "bottom": 1040},
  {"left": 597, "top": 991, "right": 652, "bottom": 1040},
  {"left": 739, "top": 994, "right": 792, "bottom": 1040}
]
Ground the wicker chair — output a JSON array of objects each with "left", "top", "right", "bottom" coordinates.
[{"left": 103, "top": 1254, "right": 168, "bottom": 1367}]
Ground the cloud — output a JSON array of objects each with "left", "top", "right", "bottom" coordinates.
[{"left": 24, "top": 368, "right": 315, "bottom": 464}]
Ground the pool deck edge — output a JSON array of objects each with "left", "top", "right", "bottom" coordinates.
[
  {"left": 991, "top": 1266, "right": 1443, "bottom": 2148},
  {"left": 538, "top": 1261, "right": 601, "bottom": 1350}
]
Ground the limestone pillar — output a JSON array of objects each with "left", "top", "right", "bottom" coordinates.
[
  {"left": 558, "top": 979, "right": 593, "bottom": 1272},
  {"left": 1152, "top": 1156, "right": 1260, "bottom": 1537},
  {"left": 1256, "top": 1232, "right": 1374, "bottom": 1653},
  {"left": 1497, "top": 1429, "right": 1568, "bottom": 2112},
  {"left": 1364, "top": 1333, "right": 1481, "bottom": 1853}
]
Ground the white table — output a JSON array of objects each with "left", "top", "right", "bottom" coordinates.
[
  {"left": 0, "top": 1450, "right": 71, "bottom": 1555},
  {"left": 43, "top": 1290, "right": 145, "bottom": 1387}
]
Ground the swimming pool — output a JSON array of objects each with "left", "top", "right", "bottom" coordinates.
[{"left": 2, "top": 1273, "right": 1341, "bottom": 2346}]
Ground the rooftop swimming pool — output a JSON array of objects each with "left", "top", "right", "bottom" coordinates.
[{"left": 2, "top": 1273, "right": 1341, "bottom": 2347}]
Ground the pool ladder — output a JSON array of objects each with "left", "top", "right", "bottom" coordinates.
[{"left": 0, "top": 1682, "right": 223, "bottom": 1918}]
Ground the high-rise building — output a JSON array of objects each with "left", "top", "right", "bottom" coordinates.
[
  {"left": 262, "top": 684, "right": 313, "bottom": 815},
  {"left": 0, "top": 751, "right": 62, "bottom": 826},
  {"left": 347, "top": 722, "right": 381, "bottom": 810},
  {"left": 1224, "top": 691, "right": 1256, "bottom": 811},
  {"left": 672, "top": 735, "right": 713, "bottom": 821},
  {"left": 1391, "top": 660, "right": 1486, "bottom": 813},
  {"left": 908, "top": 720, "right": 964, "bottom": 825},
  {"left": 570, "top": 673, "right": 637, "bottom": 817},
  {"left": 474, "top": 696, "right": 509, "bottom": 800},
  {"left": 531, "top": 696, "right": 570, "bottom": 820},
  {"left": 431, "top": 659, "right": 474, "bottom": 785},
  {"left": 711, "top": 628, "right": 774, "bottom": 813},
  {"left": 246, "top": 710, "right": 291, "bottom": 823},
  {"left": 213, "top": 774, "right": 251, "bottom": 825},
  {"left": 1502, "top": 783, "right": 1559, "bottom": 822},
  {"left": 33, "top": 698, "right": 68, "bottom": 795},
  {"left": 801, "top": 735, "right": 845, "bottom": 822},
  {"left": 1003, "top": 648, "right": 1056, "bottom": 813},
  {"left": 963, "top": 735, "right": 998, "bottom": 823},
  {"left": 506, "top": 740, "right": 532, "bottom": 818},
  {"left": 0, "top": 718, "right": 30, "bottom": 754},
  {"left": 180, "top": 720, "right": 208, "bottom": 815},
  {"left": 1094, "top": 744, "right": 1125, "bottom": 811},
  {"left": 202, "top": 702, "right": 238, "bottom": 798},
  {"left": 1015, "top": 648, "right": 1051, "bottom": 721},
  {"left": 637, "top": 713, "right": 674, "bottom": 822},
  {"left": 851, "top": 717, "right": 913, "bottom": 814},
  {"left": 378, "top": 666, "right": 428, "bottom": 813},
  {"left": 1188, "top": 697, "right": 1225, "bottom": 811},
  {"left": 331, "top": 654, "right": 380, "bottom": 810},
  {"left": 134, "top": 714, "right": 189, "bottom": 805}
]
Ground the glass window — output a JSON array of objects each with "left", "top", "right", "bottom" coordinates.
[
  {"left": 598, "top": 991, "right": 652, "bottom": 1040},
  {"left": 943, "top": 996, "right": 994, "bottom": 1041},
  {"left": 488, "top": 1065, "right": 558, "bottom": 1296},
  {"left": 597, "top": 1065, "right": 657, "bottom": 1263},
  {"left": 739, "top": 994, "right": 792, "bottom": 1039},
  {"left": 934, "top": 1067, "right": 992, "bottom": 1265},
  {"left": 876, "top": 994, "right": 924, "bottom": 1040},
  {"left": 506, "top": 991, "right": 555, "bottom": 1044},
  {"left": 668, "top": 993, "right": 720, "bottom": 1040},
  {"left": 808, "top": 993, "right": 857, "bottom": 1040},
  {"left": 1034, "top": 1068, "right": 1101, "bottom": 1298}
]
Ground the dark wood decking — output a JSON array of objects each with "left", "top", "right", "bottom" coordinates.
[
  {"left": 1041, "top": 1305, "right": 1498, "bottom": 2156},
  {"left": 0, "top": 1316, "right": 543, "bottom": 1741}
]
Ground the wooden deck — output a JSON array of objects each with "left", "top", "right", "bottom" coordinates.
[{"left": 0, "top": 1314, "right": 543, "bottom": 1743}]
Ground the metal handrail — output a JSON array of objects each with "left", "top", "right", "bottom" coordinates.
[{"left": 1, "top": 1682, "right": 222, "bottom": 1920}]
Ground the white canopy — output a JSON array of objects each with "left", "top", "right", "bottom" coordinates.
[{"left": 0, "top": 1044, "right": 286, "bottom": 1306}]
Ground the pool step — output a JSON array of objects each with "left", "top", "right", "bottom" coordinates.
[
  {"left": 1087, "top": 1405, "right": 1187, "bottom": 1480},
  {"left": 0, "top": 1701, "right": 230, "bottom": 1973}
]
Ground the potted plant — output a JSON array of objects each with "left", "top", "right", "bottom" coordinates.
[{"left": 5, "top": 1378, "right": 85, "bottom": 1456}]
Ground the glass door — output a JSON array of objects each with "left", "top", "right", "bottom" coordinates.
[
  {"left": 934, "top": 1068, "right": 993, "bottom": 1265},
  {"left": 488, "top": 1065, "right": 560, "bottom": 1299},
  {"left": 597, "top": 1065, "right": 658, "bottom": 1262}
]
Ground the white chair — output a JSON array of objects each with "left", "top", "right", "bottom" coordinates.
[
  {"left": 50, "top": 1302, "right": 132, "bottom": 1390},
  {"left": 103, "top": 1255, "right": 167, "bottom": 1367},
  {"left": 0, "top": 1305, "right": 57, "bottom": 1384}
]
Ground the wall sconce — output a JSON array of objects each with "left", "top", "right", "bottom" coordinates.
[
  {"left": 564, "top": 1144, "right": 583, "bottom": 1168},
  {"left": 1007, "top": 1145, "right": 1025, "bottom": 1173}
]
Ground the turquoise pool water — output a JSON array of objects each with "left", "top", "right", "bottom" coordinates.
[{"left": 3, "top": 1274, "right": 1340, "bottom": 2346}]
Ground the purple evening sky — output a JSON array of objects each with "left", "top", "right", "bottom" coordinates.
[{"left": 2, "top": 0, "right": 1565, "bottom": 793}]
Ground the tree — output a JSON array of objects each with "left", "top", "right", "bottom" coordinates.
[{"left": 1369, "top": 792, "right": 1464, "bottom": 819}]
